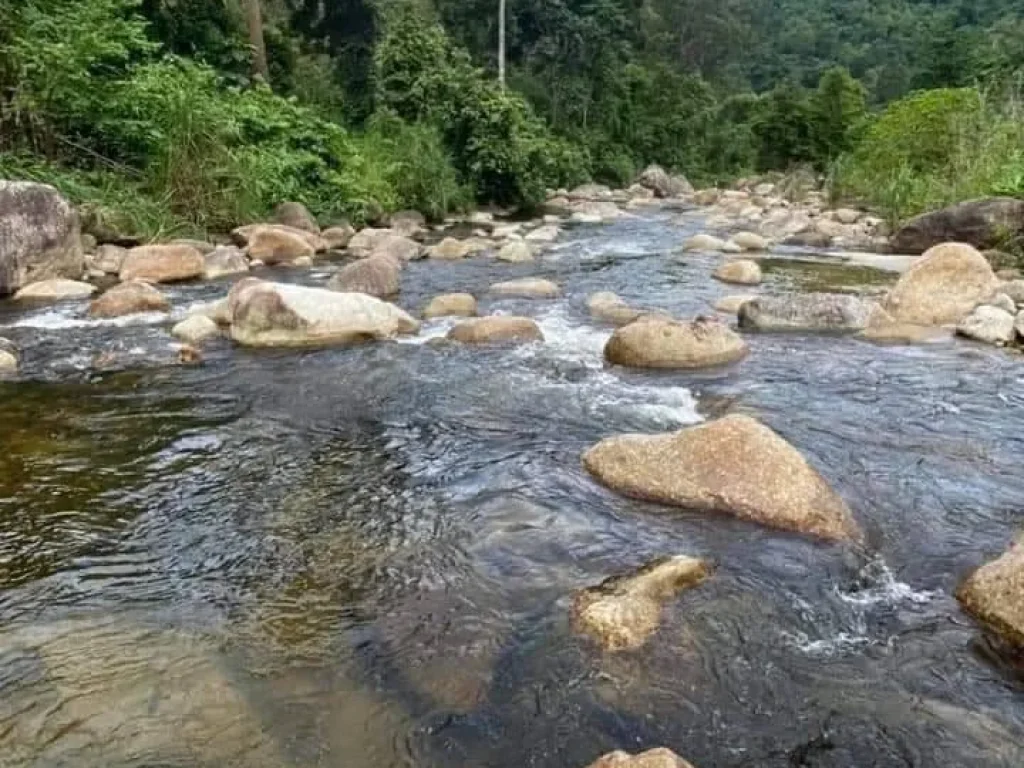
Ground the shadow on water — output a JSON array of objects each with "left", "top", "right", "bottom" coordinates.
[{"left": 0, "top": 211, "right": 1022, "bottom": 767}]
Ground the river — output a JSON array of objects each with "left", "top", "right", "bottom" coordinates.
[{"left": 0, "top": 209, "right": 1022, "bottom": 767}]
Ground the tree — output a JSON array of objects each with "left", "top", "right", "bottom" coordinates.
[{"left": 243, "top": 0, "right": 269, "bottom": 83}]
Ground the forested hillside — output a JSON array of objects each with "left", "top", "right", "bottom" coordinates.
[{"left": 2, "top": 0, "right": 1023, "bottom": 236}]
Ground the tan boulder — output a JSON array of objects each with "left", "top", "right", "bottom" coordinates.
[
  {"left": 729, "top": 231, "right": 770, "bottom": 251},
  {"left": 713, "top": 295, "right": 757, "bottom": 314},
  {"left": 525, "top": 224, "right": 561, "bottom": 243},
  {"left": 119, "top": 244, "right": 204, "bottom": 283},
  {"left": 232, "top": 223, "right": 327, "bottom": 254},
  {"left": 587, "top": 292, "right": 643, "bottom": 326},
  {"left": 89, "top": 280, "right": 170, "bottom": 318},
  {"left": 389, "top": 210, "right": 426, "bottom": 238},
  {"left": 713, "top": 259, "right": 762, "bottom": 285},
  {"left": 571, "top": 555, "right": 710, "bottom": 652},
  {"left": 91, "top": 244, "right": 127, "bottom": 274},
  {"left": 229, "top": 279, "right": 418, "bottom": 347},
  {"left": 447, "top": 316, "right": 544, "bottom": 344},
  {"left": 369, "top": 233, "right": 422, "bottom": 262},
  {"left": 692, "top": 189, "right": 721, "bottom": 206},
  {"left": 322, "top": 224, "right": 356, "bottom": 250},
  {"left": 604, "top": 316, "right": 747, "bottom": 369},
  {"left": 0, "top": 181, "right": 84, "bottom": 294},
  {"left": 171, "top": 314, "right": 219, "bottom": 344},
  {"left": 0, "top": 338, "right": 17, "bottom": 374},
  {"left": 683, "top": 234, "right": 727, "bottom": 252},
  {"left": 583, "top": 414, "right": 861, "bottom": 542},
  {"left": 882, "top": 243, "right": 998, "bottom": 326},
  {"left": 327, "top": 257, "right": 400, "bottom": 298},
  {"left": 428, "top": 237, "right": 487, "bottom": 260},
  {"left": 497, "top": 241, "right": 535, "bottom": 263},
  {"left": 169, "top": 238, "right": 215, "bottom": 254},
  {"left": 490, "top": 278, "right": 561, "bottom": 298},
  {"left": 956, "top": 537, "right": 1024, "bottom": 648},
  {"left": 272, "top": 201, "right": 319, "bottom": 233},
  {"left": 188, "top": 298, "right": 232, "bottom": 326},
  {"left": 833, "top": 208, "right": 863, "bottom": 225},
  {"left": 240, "top": 226, "right": 315, "bottom": 264},
  {"left": 423, "top": 293, "right": 477, "bottom": 318},
  {"left": 585, "top": 748, "right": 696, "bottom": 768},
  {"left": 202, "top": 245, "right": 249, "bottom": 280},
  {"left": 14, "top": 279, "right": 96, "bottom": 301}
]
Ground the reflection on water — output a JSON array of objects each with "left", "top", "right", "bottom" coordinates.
[{"left": 0, "top": 212, "right": 1022, "bottom": 767}]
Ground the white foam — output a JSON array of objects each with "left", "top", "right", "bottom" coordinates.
[
  {"left": 4, "top": 308, "right": 168, "bottom": 330},
  {"left": 836, "top": 560, "right": 938, "bottom": 607}
]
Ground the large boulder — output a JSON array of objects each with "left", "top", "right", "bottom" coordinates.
[
  {"left": 571, "top": 555, "right": 710, "bottom": 651},
  {"left": 423, "top": 293, "right": 477, "bottom": 318},
  {"left": 587, "top": 292, "right": 643, "bottom": 326},
  {"left": 881, "top": 243, "right": 998, "bottom": 326},
  {"left": 0, "top": 337, "right": 18, "bottom": 374},
  {"left": 322, "top": 223, "right": 356, "bottom": 250},
  {"left": 604, "top": 315, "right": 747, "bottom": 369},
  {"left": 490, "top": 278, "right": 561, "bottom": 298},
  {"left": 14, "top": 279, "right": 96, "bottom": 301},
  {"left": 229, "top": 279, "right": 418, "bottom": 347},
  {"left": 89, "top": 280, "right": 170, "bottom": 318},
  {"left": 890, "top": 198, "right": 1024, "bottom": 254},
  {"left": 583, "top": 414, "right": 861, "bottom": 541},
  {"left": 447, "top": 316, "right": 543, "bottom": 344},
  {"left": 171, "top": 314, "right": 219, "bottom": 344},
  {"left": 389, "top": 210, "right": 426, "bottom": 238},
  {"left": 956, "top": 305, "right": 1016, "bottom": 345},
  {"left": 496, "top": 241, "right": 535, "bottom": 263},
  {"left": 638, "top": 164, "right": 693, "bottom": 198},
  {"left": 119, "top": 244, "right": 204, "bottom": 283},
  {"left": 713, "top": 259, "right": 762, "bottom": 285},
  {"left": 0, "top": 181, "right": 84, "bottom": 294},
  {"left": 585, "top": 749, "right": 696, "bottom": 768},
  {"left": 739, "top": 293, "right": 882, "bottom": 332},
  {"left": 956, "top": 537, "right": 1024, "bottom": 648},
  {"left": 271, "top": 201, "right": 319, "bottom": 233},
  {"left": 239, "top": 225, "right": 315, "bottom": 265},
  {"left": 232, "top": 223, "right": 326, "bottom": 254},
  {"left": 169, "top": 238, "right": 215, "bottom": 255},
  {"left": 202, "top": 245, "right": 249, "bottom": 280},
  {"left": 327, "top": 257, "right": 400, "bottom": 298}
]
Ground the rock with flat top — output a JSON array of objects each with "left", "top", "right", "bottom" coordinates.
[
  {"left": 571, "top": 556, "right": 710, "bottom": 651},
  {"left": 739, "top": 293, "right": 881, "bottom": 332},
  {"left": 587, "top": 292, "right": 643, "bottom": 326},
  {"left": 423, "top": 293, "right": 477, "bottom": 318},
  {"left": 490, "top": 278, "right": 560, "bottom": 298},
  {"left": 584, "top": 748, "right": 696, "bottom": 768},
  {"left": 14, "top": 279, "right": 96, "bottom": 301},
  {"left": 120, "top": 244, "right": 204, "bottom": 283},
  {"left": 89, "top": 280, "right": 170, "bottom": 318},
  {"left": 447, "top": 316, "right": 543, "bottom": 344},
  {"left": 957, "top": 537, "right": 1024, "bottom": 649},
  {"left": 605, "top": 316, "right": 747, "bottom": 369},
  {"left": 583, "top": 414, "right": 861, "bottom": 541}
]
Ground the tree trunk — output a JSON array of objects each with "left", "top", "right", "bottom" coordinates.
[
  {"left": 498, "top": 0, "right": 506, "bottom": 91},
  {"left": 244, "top": 0, "right": 270, "bottom": 85}
]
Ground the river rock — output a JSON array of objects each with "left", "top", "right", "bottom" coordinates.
[
  {"left": 229, "top": 279, "right": 418, "bottom": 347},
  {"left": 188, "top": 298, "right": 232, "bottom": 326},
  {"left": 998, "top": 279, "right": 1024, "bottom": 306},
  {"left": 583, "top": 414, "right": 860, "bottom": 541},
  {"left": 571, "top": 555, "right": 710, "bottom": 652},
  {"left": 587, "top": 292, "right": 643, "bottom": 326},
  {"left": 423, "top": 293, "right": 477, "bottom": 318},
  {"left": 858, "top": 321, "right": 954, "bottom": 345},
  {"left": 730, "top": 231, "right": 770, "bottom": 251},
  {"left": 638, "top": 164, "right": 693, "bottom": 198},
  {"left": 169, "top": 238, "right": 216, "bottom": 255},
  {"left": 980, "top": 293, "right": 1016, "bottom": 315},
  {"left": 604, "top": 315, "right": 747, "bottom": 369},
  {"left": 91, "top": 244, "right": 127, "bottom": 274},
  {"left": 389, "top": 210, "right": 426, "bottom": 238},
  {"left": 683, "top": 234, "right": 727, "bottom": 252},
  {"left": 585, "top": 748, "right": 697, "bottom": 768},
  {"left": 272, "top": 201, "right": 319, "bottom": 233},
  {"left": 0, "top": 338, "right": 17, "bottom": 374},
  {"left": 956, "top": 305, "right": 1016, "bottom": 345},
  {"left": 740, "top": 293, "right": 881, "bottom": 332},
  {"left": 833, "top": 208, "right": 863, "bottom": 225},
  {"left": 370, "top": 233, "right": 422, "bottom": 262},
  {"left": 713, "top": 260, "right": 762, "bottom": 285},
  {"left": 241, "top": 225, "right": 315, "bottom": 264},
  {"left": 569, "top": 183, "right": 613, "bottom": 201},
  {"left": 497, "top": 241, "right": 535, "bottom": 263},
  {"left": 525, "top": 224, "right": 560, "bottom": 243},
  {"left": 713, "top": 294, "right": 757, "bottom": 314},
  {"left": 14, "top": 279, "right": 96, "bottom": 301},
  {"left": 881, "top": 243, "right": 998, "bottom": 326},
  {"left": 171, "top": 314, "right": 219, "bottom": 344},
  {"left": 202, "top": 246, "right": 249, "bottom": 280},
  {"left": 327, "top": 257, "right": 401, "bottom": 298},
  {"left": 89, "top": 280, "right": 170, "bottom": 318},
  {"left": 0, "top": 181, "right": 84, "bottom": 295},
  {"left": 571, "top": 201, "right": 623, "bottom": 222},
  {"left": 692, "top": 189, "right": 721, "bottom": 206},
  {"left": 322, "top": 224, "right": 355, "bottom": 250},
  {"left": 447, "top": 316, "right": 543, "bottom": 344},
  {"left": 119, "top": 244, "right": 204, "bottom": 283},
  {"left": 890, "top": 198, "right": 1024, "bottom": 254},
  {"left": 1017, "top": 310, "right": 1024, "bottom": 339},
  {"left": 956, "top": 537, "right": 1024, "bottom": 648},
  {"left": 784, "top": 230, "right": 834, "bottom": 248},
  {"left": 490, "top": 278, "right": 561, "bottom": 298},
  {"left": 428, "top": 237, "right": 483, "bottom": 260}
]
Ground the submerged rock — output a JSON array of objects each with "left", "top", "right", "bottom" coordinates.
[
  {"left": 423, "top": 292, "right": 477, "bottom": 318},
  {"left": 587, "top": 292, "right": 643, "bottom": 326},
  {"left": 890, "top": 197, "right": 1024, "bottom": 254},
  {"left": 14, "top": 279, "right": 96, "bottom": 301},
  {"left": 327, "top": 256, "right": 401, "bottom": 298},
  {"left": 957, "top": 536, "right": 1024, "bottom": 648},
  {"left": 571, "top": 555, "right": 711, "bottom": 651},
  {"left": 172, "top": 315, "right": 219, "bottom": 344},
  {"left": 605, "top": 316, "right": 747, "bottom": 369},
  {"left": 713, "top": 259, "right": 762, "bottom": 285},
  {"left": 881, "top": 243, "right": 998, "bottom": 326},
  {"left": 490, "top": 278, "right": 561, "bottom": 298},
  {"left": 229, "top": 279, "right": 418, "bottom": 347},
  {"left": 956, "top": 305, "right": 1016, "bottom": 345},
  {"left": 585, "top": 748, "right": 696, "bottom": 768},
  {"left": 202, "top": 246, "right": 249, "bottom": 280},
  {"left": 858, "top": 321, "right": 954, "bottom": 345},
  {"left": 583, "top": 414, "right": 861, "bottom": 541},
  {"left": 89, "top": 280, "right": 170, "bottom": 318},
  {"left": 0, "top": 181, "right": 84, "bottom": 295},
  {"left": 119, "top": 244, "right": 204, "bottom": 283},
  {"left": 272, "top": 200, "right": 319, "bottom": 233},
  {"left": 0, "top": 337, "right": 18, "bottom": 374},
  {"left": 739, "top": 293, "right": 881, "bottom": 332},
  {"left": 447, "top": 316, "right": 543, "bottom": 344}
]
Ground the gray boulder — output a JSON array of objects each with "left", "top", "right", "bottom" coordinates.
[
  {"left": 0, "top": 181, "right": 84, "bottom": 295},
  {"left": 739, "top": 293, "right": 882, "bottom": 332},
  {"left": 956, "top": 305, "right": 1016, "bottom": 345},
  {"left": 890, "top": 198, "right": 1024, "bottom": 254}
]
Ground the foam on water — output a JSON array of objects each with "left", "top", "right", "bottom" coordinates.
[{"left": 4, "top": 307, "right": 169, "bottom": 330}]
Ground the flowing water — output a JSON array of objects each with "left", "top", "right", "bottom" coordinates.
[{"left": 0, "top": 210, "right": 1022, "bottom": 767}]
